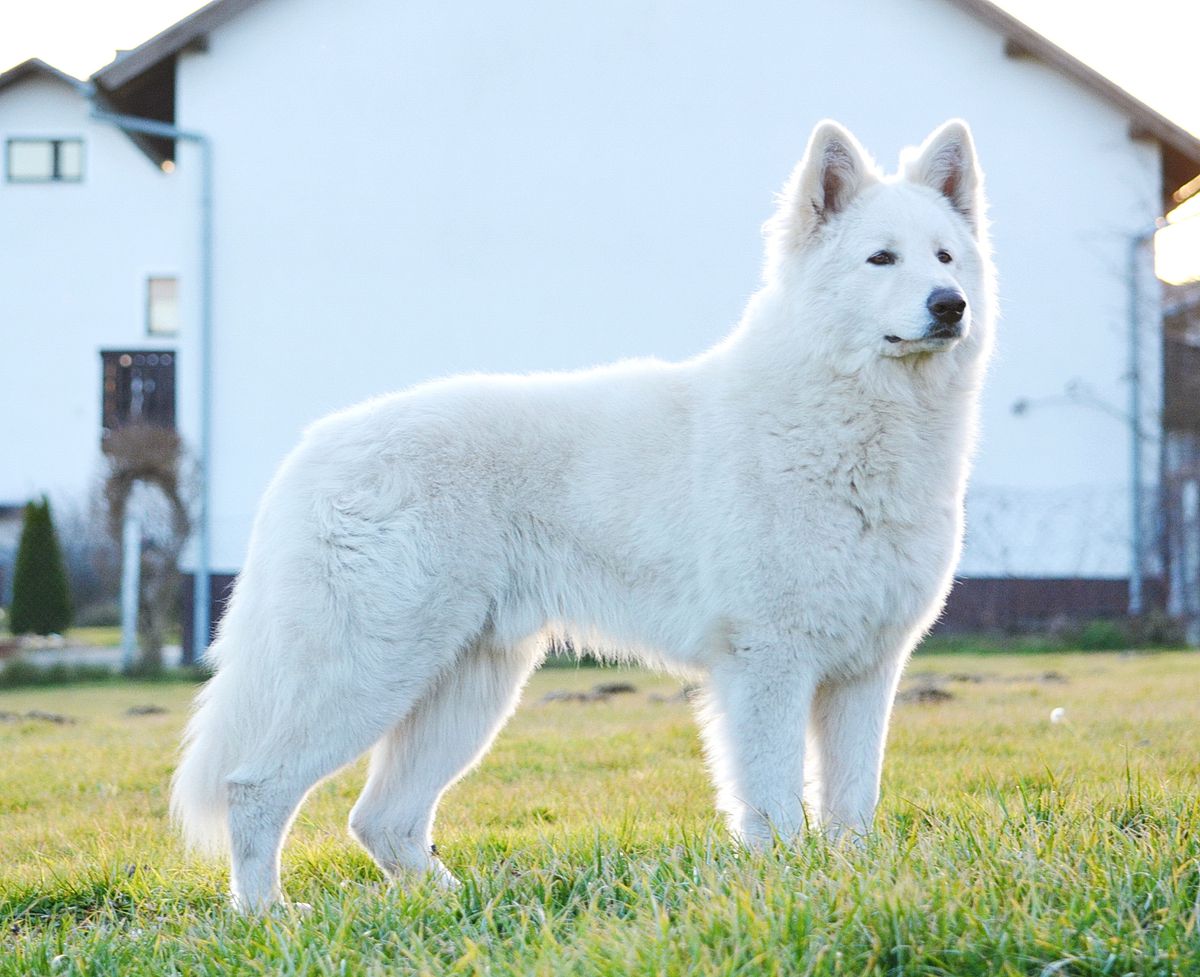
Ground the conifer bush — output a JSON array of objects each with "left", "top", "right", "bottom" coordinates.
[{"left": 9, "top": 496, "right": 72, "bottom": 635}]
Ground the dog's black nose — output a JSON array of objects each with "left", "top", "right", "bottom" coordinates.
[{"left": 927, "top": 288, "right": 966, "bottom": 326}]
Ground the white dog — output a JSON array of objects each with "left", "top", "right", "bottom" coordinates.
[{"left": 173, "top": 119, "right": 994, "bottom": 912}]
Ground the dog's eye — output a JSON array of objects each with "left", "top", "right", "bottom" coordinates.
[
  {"left": 937, "top": 249, "right": 953, "bottom": 264},
  {"left": 866, "top": 250, "right": 896, "bottom": 266}
]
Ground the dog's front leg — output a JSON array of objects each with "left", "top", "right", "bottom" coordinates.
[
  {"left": 700, "top": 649, "right": 816, "bottom": 849},
  {"left": 809, "top": 656, "right": 905, "bottom": 838}
]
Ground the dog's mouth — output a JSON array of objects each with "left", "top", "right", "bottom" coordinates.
[{"left": 881, "top": 331, "right": 963, "bottom": 356}]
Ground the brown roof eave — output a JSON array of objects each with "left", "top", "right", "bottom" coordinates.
[
  {"left": 944, "top": 0, "right": 1200, "bottom": 183},
  {"left": 86, "top": 0, "right": 1200, "bottom": 195},
  {"left": 90, "top": 0, "right": 264, "bottom": 92}
]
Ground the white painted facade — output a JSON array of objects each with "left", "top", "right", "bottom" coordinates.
[
  {"left": 0, "top": 0, "right": 1187, "bottom": 592},
  {"left": 0, "top": 70, "right": 185, "bottom": 503}
]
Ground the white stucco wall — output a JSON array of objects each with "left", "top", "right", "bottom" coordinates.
[
  {"left": 0, "top": 74, "right": 185, "bottom": 514},
  {"left": 168, "top": 0, "right": 1165, "bottom": 579},
  {"left": 2, "top": 0, "right": 1171, "bottom": 586}
]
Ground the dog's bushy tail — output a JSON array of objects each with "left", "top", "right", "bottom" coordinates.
[{"left": 170, "top": 634, "right": 266, "bottom": 857}]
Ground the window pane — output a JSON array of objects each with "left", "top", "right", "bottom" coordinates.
[
  {"left": 100, "top": 349, "right": 177, "bottom": 442},
  {"left": 56, "top": 140, "right": 83, "bottom": 181},
  {"left": 8, "top": 140, "right": 54, "bottom": 181},
  {"left": 147, "top": 277, "right": 180, "bottom": 335}
]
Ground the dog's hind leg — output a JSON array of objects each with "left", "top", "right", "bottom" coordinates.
[
  {"left": 223, "top": 651, "right": 448, "bottom": 913},
  {"left": 348, "top": 638, "right": 542, "bottom": 886}
]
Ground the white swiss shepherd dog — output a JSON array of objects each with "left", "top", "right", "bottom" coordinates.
[{"left": 173, "top": 119, "right": 995, "bottom": 912}]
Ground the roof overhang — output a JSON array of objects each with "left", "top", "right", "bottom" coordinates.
[
  {"left": 0, "top": 58, "right": 91, "bottom": 97},
  {"left": 82, "top": 0, "right": 1200, "bottom": 208},
  {"left": 91, "top": 0, "right": 264, "bottom": 92},
  {"left": 87, "top": 0, "right": 266, "bottom": 167},
  {"left": 945, "top": 0, "right": 1200, "bottom": 207}
]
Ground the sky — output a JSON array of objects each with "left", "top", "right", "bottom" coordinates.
[
  {"left": 2, "top": 1, "right": 1198, "bottom": 139},
  {"left": 2, "top": 0, "right": 1198, "bottom": 276}
]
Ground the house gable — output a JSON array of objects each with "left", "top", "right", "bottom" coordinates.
[
  {"left": 86, "top": 0, "right": 1200, "bottom": 212},
  {"left": 0, "top": 58, "right": 89, "bottom": 98}
]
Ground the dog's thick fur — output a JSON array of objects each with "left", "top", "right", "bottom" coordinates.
[{"left": 173, "top": 120, "right": 994, "bottom": 911}]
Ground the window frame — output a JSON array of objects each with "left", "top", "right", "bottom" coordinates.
[
  {"left": 100, "top": 349, "right": 177, "bottom": 443},
  {"left": 5, "top": 137, "right": 85, "bottom": 184},
  {"left": 145, "top": 275, "right": 180, "bottom": 337}
]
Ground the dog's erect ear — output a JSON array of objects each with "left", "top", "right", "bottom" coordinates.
[
  {"left": 903, "top": 120, "right": 984, "bottom": 233},
  {"left": 765, "top": 121, "right": 877, "bottom": 274},
  {"left": 791, "top": 121, "right": 875, "bottom": 229},
  {"left": 801, "top": 121, "right": 875, "bottom": 221}
]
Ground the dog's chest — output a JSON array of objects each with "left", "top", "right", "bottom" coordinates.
[{"left": 746, "top": 416, "right": 963, "bottom": 650}]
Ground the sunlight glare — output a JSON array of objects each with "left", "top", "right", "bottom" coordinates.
[{"left": 1156, "top": 195, "right": 1200, "bottom": 285}]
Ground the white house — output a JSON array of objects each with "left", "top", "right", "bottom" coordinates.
[
  {"left": 0, "top": 58, "right": 186, "bottom": 603},
  {"left": 2, "top": 0, "right": 1199, "bottom": 654}
]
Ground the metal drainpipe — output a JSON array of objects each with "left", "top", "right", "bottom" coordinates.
[
  {"left": 1129, "top": 231, "right": 1145, "bottom": 617},
  {"left": 91, "top": 109, "right": 213, "bottom": 663},
  {"left": 1127, "top": 223, "right": 1166, "bottom": 618}
]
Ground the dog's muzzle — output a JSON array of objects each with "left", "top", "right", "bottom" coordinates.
[{"left": 925, "top": 288, "right": 966, "bottom": 340}]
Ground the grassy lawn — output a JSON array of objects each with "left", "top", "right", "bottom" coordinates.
[
  {"left": 62, "top": 627, "right": 123, "bottom": 648},
  {"left": 0, "top": 626, "right": 123, "bottom": 648},
  {"left": 1, "top": 651, "right": 1198, "bottom": 975}
]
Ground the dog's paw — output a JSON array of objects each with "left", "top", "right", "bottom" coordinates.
[
  {"left": 429, "top": 861, "right": 461, "bottom": 891},
  {"left": 230, "top": 895, "right": 314, "bottom": 917},
  {"left": 421, "top": 843, "right": 461, "bottom": 890}
]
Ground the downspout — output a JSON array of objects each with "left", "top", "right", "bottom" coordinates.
[
  {"left": 91, "top": 108, "right": 213, "bottom": 663},
  {"left": 1127, "top": 223, "right": 1165, "bottom": 618}
]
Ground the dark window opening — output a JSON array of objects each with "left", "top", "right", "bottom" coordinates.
[
  {"left": 1164, "top": 296, "right": 1200, "bottom": 433},
  {"left": 101, "top": 350, "right": 176, "bottom": 443}
]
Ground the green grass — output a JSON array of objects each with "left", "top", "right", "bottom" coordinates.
[
  {"left": 1, "top": 652, "right": 1198, "bottom": 975},
  {"left": 0, "top": 626, "right": 123, "bottom": 647},
  {"left": 2, "top": 625, "right": 182, "bottom": 649},
  {"left": 63, "top": 626, "right": 123, "bottom": 648}
]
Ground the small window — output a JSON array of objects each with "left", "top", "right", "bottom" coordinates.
[
  {"left": 147, "top": 277, "right": 179, "bottom": 335},
  {"left": 8, "top": 140, "right": 53, "bottom": 180},
  {"left": 6, "top": 138, "right": 84, "bottom": 183},
  {"left": 6, "top": 138, "right": 84, "bottom": 182},
  {"left": 100, "top": 350, "right": 177, "bottom": 442}
]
